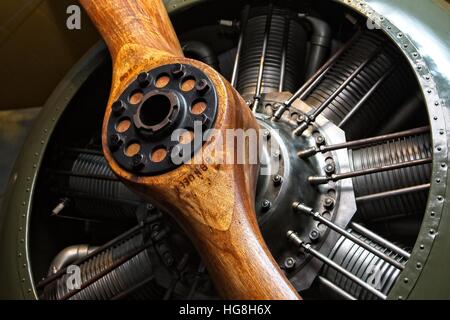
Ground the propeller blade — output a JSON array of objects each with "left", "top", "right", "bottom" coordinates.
[
  {"left": 80, "top": 0, "right": 183, "bottom": 59},
  {"left": 80, "top": 0, "right": 300, "bottom": 300}
]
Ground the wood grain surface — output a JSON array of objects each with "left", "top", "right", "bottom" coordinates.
[{"left": 80, "top": 0, "right": 300, "bottom": 300}]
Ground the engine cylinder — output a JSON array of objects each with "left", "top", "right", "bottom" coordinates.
[
  {"left": 321, "top": 229, "right": 407, "bottom": 300},
  {"left": 56, "top": 153, "right": 141, "bottom": 220},
  {"left": 350, "top": 133, "right": 432, "bottom": 222},
  {"left": 42, "top": 233, "right": 161, "bottom": 300},
  {"left": 305, "top": 31, "right": 419, "bottom": 139},
  {"left": 236, "top": 5, "right": 307, "bottom": 96}
]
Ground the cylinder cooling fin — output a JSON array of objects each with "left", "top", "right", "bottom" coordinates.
[
  {"left": 237, "top": 4, "right": 307, "bottom": 96},
  {"left": 321, "top": 229, "right": 408, "bottom": 300},
  {"left": 40, "top": 207, "right": 214, "bottom": 300},
  {"left": 15, "top": 0, "right": 444, "bottom": 301},
  {"left": 42, "top": 233, "right": 157, "bottom": 300},
  {"left": 54, "top": 152, "right": 141, "bottom": 220},
  {"left": 304, "top": 31, "right": 419, "bottom": 139},
  {"left": 350, "top": 133, "right": 432, "bottom": 222}
]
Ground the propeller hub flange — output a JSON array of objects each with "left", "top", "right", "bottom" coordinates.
[{"left": 106, "top": 63, "right": 218, "bottom": 175}]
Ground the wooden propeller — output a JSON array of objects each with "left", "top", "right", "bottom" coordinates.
[{"left": 79, "top": 0, "right": 300, "bottom": 300}]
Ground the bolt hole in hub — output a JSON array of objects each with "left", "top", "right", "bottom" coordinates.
[
  {"left": 129, "top": 90, "right": 144, "bottom": 105},
  {"left": 151, "top": 147, "right": 168, "bottom": 163}
]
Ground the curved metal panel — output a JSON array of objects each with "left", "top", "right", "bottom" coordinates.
[{"left": 336, "top": 0, "right": 449, "bottom": 299}]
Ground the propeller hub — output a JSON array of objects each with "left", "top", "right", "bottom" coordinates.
[
  {"left": 106, "top": 63, "right": 218, "bottom": 175},
  {"left": 252, "top": 92, "right": 357, "bottom": 290}
]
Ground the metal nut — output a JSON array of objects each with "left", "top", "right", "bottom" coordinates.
[
  {"left": 137, "top": 72, "right": 151, "bottom": 87},
  {"left": 112, "top": 100, "right": 126, "bottom": 116},
  {"left": 284, "top": 257, "right": 296, "bottom": 270},
  {"left": 261, "top": 200, "right": 271, "bottom": 211},
  {"left": 315, "top": 134, "right": 325, "bottom": 146},
  {"left": 309, "top": 229, "right": 320, "bottom": 242},
  {"left": 109, "top": 133, "right": 123, "bottom": 150},
  {"left": 196, "top": 79, "right": 210, "bottom": 94},
  {"left": 324, "top": 162, "right": 335, "bottom": 175},
  {"left": 131, "top": 153, "right": 145, "bottom": 170},
  {"left": 273, "top": 175, "right": 283, "bottom": 186},
  {"left": 171, "top": 63, "right": 185, "bottom": 78},
  {"left": 323, "top": 197, "right": 335, "bottom": 209}
]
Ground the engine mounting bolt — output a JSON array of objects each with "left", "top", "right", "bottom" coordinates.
[
  {"left": 323, "top": 197, "right": 335, "bottom": 209},
  {"left": 263, "top": 130, "right": 271, "bottom": 139},
  {"left": 270, "top": 103, "right": 278, "bottom": 110},
  {"left": 131, "top": 153, "right": 145, "bottom": 170},
  {"left": 272, "top": 151, "right": 281, "bottom": 159},
  {"left": 297, "top": 115, "right": 306, "bottom": 123},
  {"left": 261, "top": 200, "right": 271, "bottom": 211},
  {"left": 284, "top": 257, "right": 296, "bottom": 270},
  {"left": 315, "top": 135, "right": 325, "bottom": 146},
  {"left": 324, "top": 163, "right": 335, "bottom": 175},
  {"left": 109, "top": 133, "right": 123, "bottom": 150},
  {"left": 171, "top": 63, "right": 185, "bottom": 78},
  {"left": 273, "top": 175, "right": 283, "bottom": 186},
  {"left": 196, "top": 79, "right": 210, "bottom": 94},
  {"left": 112, "top": 100, "right": 126, "bottom": 116},
  {"left": 309, "top": 229, "right": 320, "bottom": 242},
  {"left": 137, "top": 72, "right": 151, "bottom": 87}
]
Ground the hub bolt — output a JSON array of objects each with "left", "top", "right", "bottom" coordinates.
[
  {"left": 324, "top": 197, "right": 335, "bottom": 209},
  {"left": 273, "top": 175, "right": 283, "bottom": 186},
  {"left": 261, "top": 200, "right": 272, "bottom": 211},
  {"left": 171, "top": 63, "right": 185, "bottom": 78},
  {"left": 309, "top": 229, "right": 320, "bottom": 242},
  {"left": 284, "top": 257, "right": 296, "bottom": 270},
  {"left": 112, "top": 100, "right": 126, "bottom": 116},
  {"left": 196, "top": 79, "right": 210, "bottom": 94},
  {"left": 297, "top": 115, "right": 306, "bottom": 123},
  {"left": 315, "top": 134, "right": 325, "bottom": 146},
  {"left": 137, "top": 72, "right": 151, "bottom": 87},
  {"left": 109, "top": 133, "right": 123, "bottom": 150},
  {"left": 324, "top": 162, "right": 335, "bottom": 175},
  {"left": 273, "top": 104, "right": 282, "bottom": 112},
  {"left": 131, "top": 153, "right": 145, "bottom": 170}
]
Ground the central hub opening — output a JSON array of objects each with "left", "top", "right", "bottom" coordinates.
[{"left": 139, "top": 94, "right": 172, "bottom": 128}]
